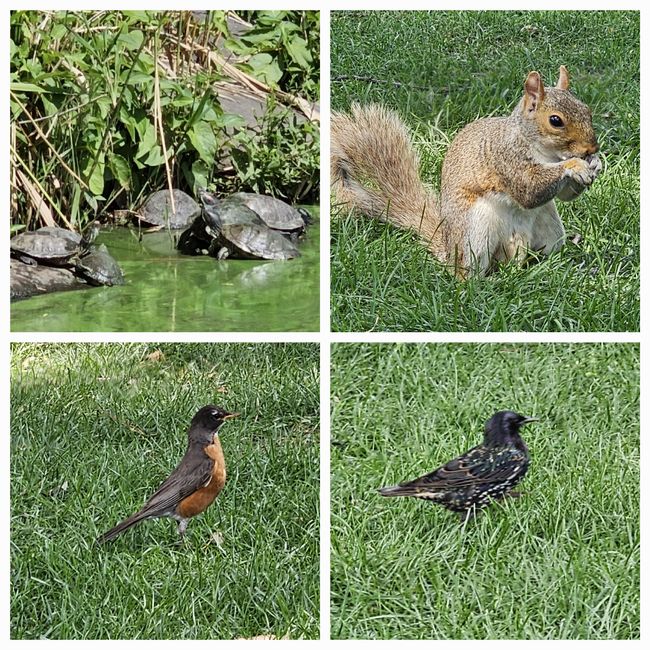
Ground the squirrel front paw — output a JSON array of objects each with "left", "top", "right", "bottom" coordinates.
[
  {"left": 585, "top": 153, "right": 603, "bottom": 178},
  {"left": 562, "top": 155, "right": 600, "bottom": 187}
]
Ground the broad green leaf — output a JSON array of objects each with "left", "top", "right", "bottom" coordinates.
[
  {"left": 135, "top": 120, "right": 157, "bottom": 159},
  {"left": 83, "top": 155, "right": 105, "bottom": 196},
  {"left": 191, "top": 159, "right": 210, "bottom": 191},
  {"left": 126, "top": 71, "right": 153, "bottom": 85},
  {"left": 247, "top": 53, "right": 282, "bottom": 86},
  {"left": 118, "top": 30, "right": 144, "bottom": 51},
  {"left": 142, "top": 145, "right": 165, "bottom": 166},
  {"left": 241, "top": 27, "right": 281, "bottom": 45},
  {"left": 188, "top": 120, "right": 217, "bottom": 162},
  {"left": 221, "top": 113, "right": 247, "bottom": 129},
  {"left": 109, "top": 154, "right": 132, "bottom": 189},
  {"left": 285, "top": 36, "right": 312, "bottom": 68},
  {"left": 10, "top": 82, "right": 45, "bottom": 93},
  {"left": 123, "top": 11, "right": 152, "bottom": 23}
]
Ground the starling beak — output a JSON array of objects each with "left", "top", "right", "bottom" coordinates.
[{"left": 378, "top": 411, "right": 536, "bottom": 514}]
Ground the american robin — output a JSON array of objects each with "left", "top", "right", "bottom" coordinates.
[
  {"left": 98, "top": 404, "right": 239, "bottom": 543},
  {"left": 379, "top": 411, "right": 538, "bottom": 516}
]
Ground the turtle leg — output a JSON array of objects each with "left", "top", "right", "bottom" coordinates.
[{"left": 217, "top": 247, "right": 230, "bottom": 260}]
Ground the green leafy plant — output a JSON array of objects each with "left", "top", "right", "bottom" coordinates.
[{"left": 10, "top": 10, "right": 319, "bottom": 231}]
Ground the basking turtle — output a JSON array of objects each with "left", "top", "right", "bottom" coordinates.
[
  {"left": 10, "top": 226, "right": 124, "bottom": 289},
  {"left": 11, "top": 227, "right": 84, "bottom": 266},
  {"left": 138, "top": 189, "right": 201, "bottom": 229},
  {"left": 198, "top": 189, "right": 264, "bottom": 234},
  {"left": 210, "top": 223, "right": 300, "bottom": 261},
  {"left": 75, "top": 244, "right": 125, "bottom": 286},
  {"left": 177, "top": 190, "right": 263, "bottom": 255},
  {"left": 228, "top": 193, "right": 307, "bottom": 236}
]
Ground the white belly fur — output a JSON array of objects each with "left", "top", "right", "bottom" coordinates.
[{"left": 466, "top": 192, "right": 566, "bottom": 273}]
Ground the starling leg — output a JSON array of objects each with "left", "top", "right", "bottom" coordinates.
[
  {"left": 458, "top": 507, "right": 478, "bottom": 524},
  {"left": 493, "top": 490, "right": 525, "bottom": 502}
]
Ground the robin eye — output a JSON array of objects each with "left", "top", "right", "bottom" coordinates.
[{"left": 549, "top": 115, "right": 564, "bottom": 128}]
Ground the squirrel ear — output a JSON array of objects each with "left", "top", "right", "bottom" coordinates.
[
  {"left": 556, "top": 65, "right": 570, "bottom": 90},
  {"left": 524, "top": 71, "right": 545, "bottom": 113}
]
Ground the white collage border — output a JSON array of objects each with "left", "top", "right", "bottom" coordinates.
[{"left": 4, "top": 1, "right": 645, "bottom": 645}]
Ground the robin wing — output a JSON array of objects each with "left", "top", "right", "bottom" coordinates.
[
  {"left": 401, "top": 445, "right": 528, "bottom": 489},
  {"left": 136, "top": 448, "right": 214, "bottom": 518}
]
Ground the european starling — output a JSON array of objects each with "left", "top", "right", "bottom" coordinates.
[{"left": 378, "top": 411, "right": 537, "bottom": 515}]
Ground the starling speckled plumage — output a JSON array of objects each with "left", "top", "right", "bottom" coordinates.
[{"left": 379, "top": 411, "right": 537, "bottom": 514}]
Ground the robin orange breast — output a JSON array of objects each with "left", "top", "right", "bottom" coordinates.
[{"left": 98, "top": 404, "right": 239, "bottom": 544}]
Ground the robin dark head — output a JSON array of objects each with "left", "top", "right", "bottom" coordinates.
[
  {"left": 189, "top": 404, "right": 239, "bottom": 443},
  {"left": 483, "top": 410, "right": 538, "bottom": 447}
]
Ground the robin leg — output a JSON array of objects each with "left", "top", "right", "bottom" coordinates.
[{"left": 177, "top": 518, "right": 189, "bottom": 538}]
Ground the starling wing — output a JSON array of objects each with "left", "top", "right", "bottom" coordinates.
[{"left": 379, "top": 444, "right": 529, "bottom": 510}]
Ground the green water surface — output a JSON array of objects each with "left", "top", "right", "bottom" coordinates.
[{"left": 11, "top": 214, "right": 319, "bottom": 332}]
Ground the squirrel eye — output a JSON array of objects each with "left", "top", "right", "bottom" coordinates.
[{"left": 549, "top": 114, "right": 564, "bottom": 128}]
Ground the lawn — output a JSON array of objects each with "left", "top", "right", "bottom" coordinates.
[
  {"left": 10, "top": 343, "right": 320, "bottom": 639},
  {"left": 330, "top": 10, "right": 639, "bottom": 332},
  {"left": 330, "top": 343, "right": 639, "bottom": 639}
]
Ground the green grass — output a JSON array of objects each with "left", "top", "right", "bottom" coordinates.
[
  {"left": 11, "top": 343, "right": 320, "bottom": 639},
  {"left": 330, "top": 343, "right": 639, "bottom": 639},
  {"left": 331, "top": 10, "right": 639, "bottom": 331}
]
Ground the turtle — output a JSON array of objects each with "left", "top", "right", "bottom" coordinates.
[
  {"left": 10, "top": 227, "right": 84, "bottom": 266},
  {"left": 75, "top": 244, "right": 125, "bottom": 286},
  {"left": 177, "top": 190, "right": 264, "bottom": 255},
  {"left": 10, "top": 226, "right": 125, "bottom": 288},
  {"left": 227, "top": 193, "right": 307, "bottom": 237},
  {"left": 138, "top": 189, "right": 201, "bottom": 229},
  {"left": 210, "top": 223, "right": 300, "bottom": 261},
  {"left": 198, "top": 189, "right": 264, "bottom": 234}
]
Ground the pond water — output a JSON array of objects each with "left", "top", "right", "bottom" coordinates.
[{"left": 11, "top": 211, "right": 319, "bottom": 332}]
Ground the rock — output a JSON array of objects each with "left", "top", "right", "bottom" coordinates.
[{"left": 10, "top": 258, "right": 85, "bottom": 301}]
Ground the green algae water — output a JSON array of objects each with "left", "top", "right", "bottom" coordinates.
[{"left": 11, "top": 213, "right": 319, "bottom": 332}]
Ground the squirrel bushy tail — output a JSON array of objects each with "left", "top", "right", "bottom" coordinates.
[{"left": 331, "top": 103, "right": 446, "bottom": 261}]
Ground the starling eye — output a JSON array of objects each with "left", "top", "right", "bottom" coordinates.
[{"left": 549, "top": 115, "right": 564, "bottom": 128}]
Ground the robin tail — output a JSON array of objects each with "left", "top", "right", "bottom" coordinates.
[{"left": 97, "top": 511, "right": 150, "bottom": 544}]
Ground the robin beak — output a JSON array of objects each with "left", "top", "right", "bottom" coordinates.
[
  {"left": 224, "top": 412, "right": 240, "bottom": 420},
  {"left": 521, "top": 416, "right": 539, "bottom": 424}
]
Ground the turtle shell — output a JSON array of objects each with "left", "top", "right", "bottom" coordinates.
[
  {"left": 75, "top": 244, "right": 125, "bottom": 286},
  {"left": 138, "top": 189, "right": 201, "bottom": 229},
  {"left": 228, "top": 193, "right": 306, "bottom": 233},
  {"left": 10, "top": 227, "right": 83, "bottom": 265},
  {"left": 214, "top": 223, "right": 300, "bottom": 260}
]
